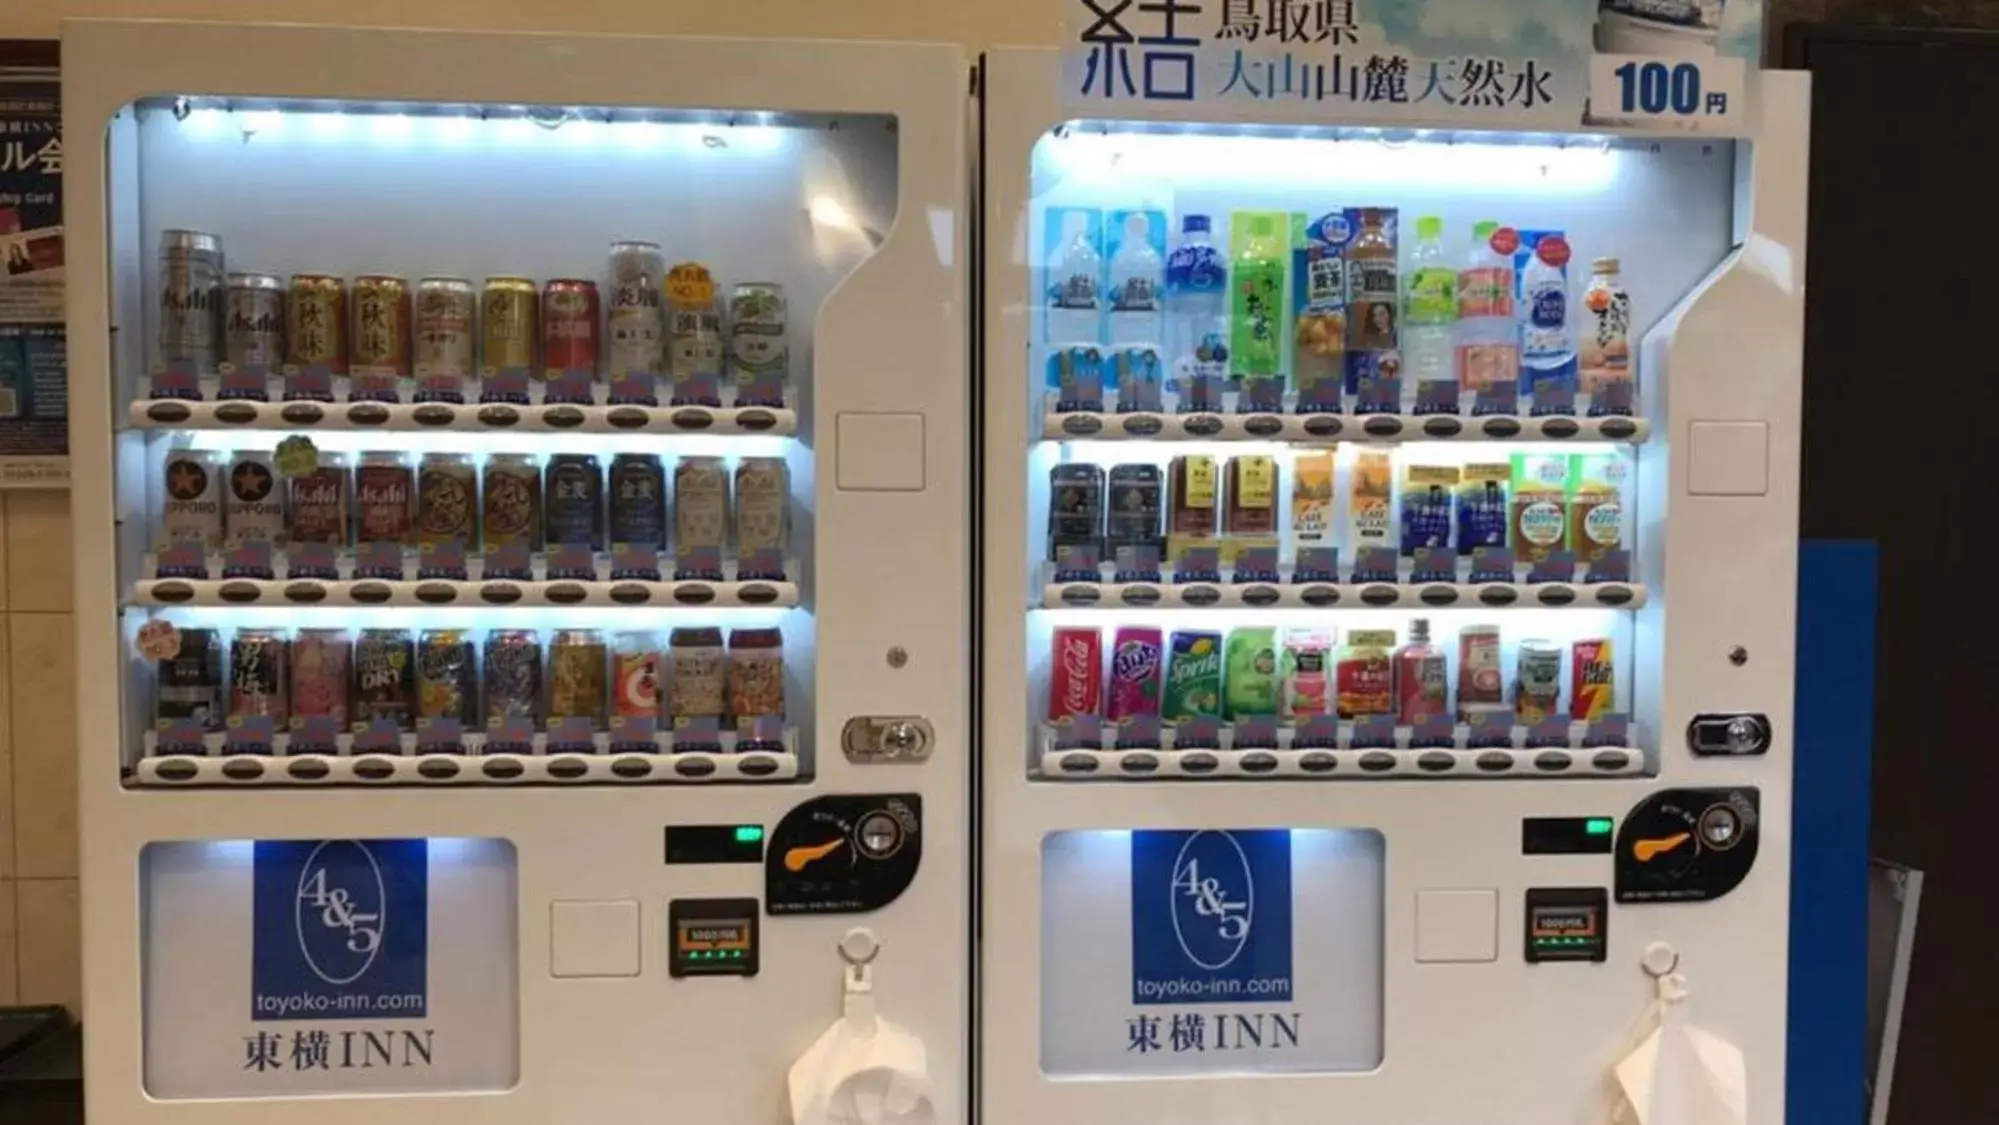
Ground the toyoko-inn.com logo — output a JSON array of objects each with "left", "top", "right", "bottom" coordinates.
[
  {"left": 1131, "top": 830, "right": 1292, "bottom": 1005},
  {"left": 252, "top": 840, "right": 429, "bottom": 1021}
]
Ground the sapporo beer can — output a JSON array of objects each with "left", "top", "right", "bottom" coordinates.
[
  {"left": 607, "top": 241, "right": 666, "bottom": 380},
  {"left": 608, "top": 453, "right": 667, "bottom": 549},
  {"left": 229, "top": 628, "right": 290, "bottom": 723},
  {"left": 545, "top": 454, "right": 604, "bottom": 550},
  {"left": 224, "top": 451, "right": 286, "bottom": 550},
  {"left": 548, "top": 629, "right": 609, "bottom": 729},
  {"left": 414, "top": 277, "right": 477, "bottom": 383},
  {"left": 158, "top": 230, "right": 224, "bottom": 374},
  {"left": 161, "top": 449, "right": 226, "bottom": 551},
  {"left": 612, "top": 632, "right": 662, "bottom": 720},
  {"left": 416, "top": 452, "right": 478, "bottom": 552},
  {"left": 350, "top": 274, "right": 412, "bottom": 399},
  {"left": 355, "top": 452, "right": 415, "bottom": 547},
  {"left": 353, "top": 628, "right": 416, "bottom": 730},
  {"left": 728, "top": 281, "right": 788, "bottom": 403},
  {"left": 542, "top": 278, "right": 601, "bottom": 375},
  {"left": 288, "top": 451, "right": 351, "bottom": 546},
  {"left": 289, "top": 628, "right": 352, "bottom": 730},
  {"left": 482, "top": 453, "right": 542, "bottom": 553},
  {"left": 224, "top": 272, "right": 285, "bottom": 373},
  {"left": 482, "top": 629, "right": 543, "bottom": 729},
  {"left": 674, "top": 456, "right": 729, "bottom": 556},
  {"left": 156, "top": 626, "right": 224, "bottom": 732},
  {"left": 733, "top": 457, "right": 789, "bottom": 560},
  {"left": 286, "top": 273, "right": 347, "bottom": 375},
  {"left": 481, "top": 277, "right": 538, "bottom": 373},
  {"left": 417, "top": 629, "right": 480, "bottom": 729}
]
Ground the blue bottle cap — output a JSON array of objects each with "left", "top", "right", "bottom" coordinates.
[{"left": 1181, "top": 214, "right": 1211, "bottom": 234}]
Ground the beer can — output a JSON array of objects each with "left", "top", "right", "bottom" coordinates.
[
  {"left": 353, "top": 628, "right": 415, "bottom": 730},
  {"left": 350, "top": 274, "right": 412, "bottom": 398},
  {"left": 417, "top": 628, "right": 479, "bottom": 728},
  {"left": 612, "top": 632, "right": 662, "bottom": 719},
  {"left": 733, "top": 457, "right": 789, "bottom": 559},
  {"left": 416, "top": 452, "right": 478, "bottom": 551},
  {"left": 224, "top": 451, "right": 286, "bottom": 550},
  {"left": 354, "top": 452, "right": 415, "bottom": 547},
  {"left": 728, "top": 281, "right": 788, "bottom": 402},
  {"left": 482, "top": 629, "right": 543, "bottom": 729},
  {"left": 1515, "top": 639, "right": 1563, "bottom": 724},
  {"left": 544, "top": 454, "right": 604, "bottom": 550},
  {"left": 414, "top": 277, "right": 477, "bottom": 385},
  {"left": 286, "top": 273, "right": 347, "bottom": 375},
  {"left": 674, "top": 456, "right": 729, "bottom": 555},
  {"left": 156, "top": 626, "right": 224, "bottom": 732},
  {"left": 548, "top": 629, "right": 609, "bottom": 729},
  {"left": 480, "top": 277, "right": 538, "bottom": 372},
  {"left": 161, "top": 449, "right": 226, "bottom": 550},
  {"left": 288, "top": 451, "right": 351, "bottom": 547},
  {"left": 608, "top": 453, "right": 667, "bottom": 550},
  {"left": 542, "top": 278, "right": 601, "bottom": 375},
  {"left": 665, "top": 262, "right": 723, "bottom": 405},
  {"left": 290, "top": 628, "right": 352, "bottom": 730},
  {"left": 668, "top": 626, "right": 727, "bottom": 726},
  {"left": 727, "top": 627, "right": 786, "bottom": 728},
  {"left": 224, "top": 272, "right": 285, "bottom": 374},
  {"left": 159, "top": 230, "right": 224, "bottom": 374},
  {"left": 481, "top": 453, "right": 542, "bottom": 553},
  {"left": 229, "top": 628, "right": 290, "bottom": 724},
  {"left": 607, "top": 241, "right": 665, "bottom": 380}
]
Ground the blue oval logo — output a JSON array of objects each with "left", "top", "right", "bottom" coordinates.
[
  {"left": 1169, "top": 831, "right": 1255, "bottom": 971},
  {"left": 294, "top": 840, "right": 387, "bottom": 985}
]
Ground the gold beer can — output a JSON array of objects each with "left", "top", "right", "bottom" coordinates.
[{"left": 481, "top": 276, "right": 538, "bottom": 373}]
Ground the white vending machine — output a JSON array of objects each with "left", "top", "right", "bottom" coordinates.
[
  {"left": 980, "top": 15, "right": 1804, "bottom": 1124},
  {"left": 64, "top": 19, "right": 967, "bottom": 1125}
]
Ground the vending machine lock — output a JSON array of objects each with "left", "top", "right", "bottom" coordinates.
[
  {"left": 1685, "top": 713, "right": 1771, "bottom": 756},
  {"left": 842, "top": 716, "right": 935, "bottom": 762}
]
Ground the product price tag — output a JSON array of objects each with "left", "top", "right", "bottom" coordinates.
[
  {"left": 1588, "top": 53, "right": 1746, "bottom": 132},
  {"left": 1233, "top": 546, "right": 1279, "bottom": 584},
  {"left": 480, "top": 365, "right": 532, "bottom": 405},
  {"left": 1053, "top": 543, "right": 1102, "bottom": 584},
  {"left": 739, "top": 372, "right": 787, "bottom": 409},
  {"left": 665, "top": 263, "right": 716, "bottom": 306},
  {"left": 1053, "top": 714, "right": 1103, "bottom": 751},
  {"left": 287, "top": 715, "right": 341, "bottom": 755},
  {"left": 670, "top": 372, "right": 722, "bottom": 409},
  {"left": 547, "top": 717, "right": 599, "bottom": 754},
  {"left": 274, "top": 435, "right": 319, "bottom": 478},
  {"left": 1352, "top": 546, "right": 1399, "bottom": 584},
  {"left": 1115, "top": 713, "right": 1163, "bottom": 750},
  {"left": 1473, "top": 379, "right": 1519, "bottom": 416},
  {"left": 351, "top": 719, "right": 406, "bottom": 756},
  {"left": 348, "top": 368, "right": 401, "bottom": 403},
  {"left": 416, "top": 717, "right": 465, "bottom": 755},
  {"left": 223, "top": 716, "right": 275, "bottom": 756},
  {"left": 1411, "top": 716, "right": 1457, "bottom": 750},
  {"left": 1526, "top": 717, "right": 1573, "bottom": 750},
  {"left": 741, "top": 715, "right": 787, "bottom": 752},
  {"left": 415, "top": 371, "right": 467, "bottom": 403},
  {"left": 737, "top": 547, "right": 787, "bottom": 583},
  {"left": 155, "top": 540, "right": 210, "bottom": 580},
  {"left": 1585, "top": 549, "right": 1633, "bottom": 584},
  {"left": 1116, "top": 369, "right": 1164, "bottom": 414},
  {"left": 1172, "top": 715, "right": 1223, "bottom": 750},
  {"left": 674, "top": 545, "right": 724, "bottom": 583},
  {"left": 1526, "top": 550, "right": 1578, "bottom": 585},
  {"left": 284, "top": 541, "right": 339, "bottom": 581},
  {"left": 607, "top": 371, "right": 658, "bottom": 406},
  {"left": 353, "top": 540, "right": 406, "bottom": 581},
  {"left": 610, "top": 713, "right": 660, "bottom": 752},
  {"left": 217, "top": 361, "right": 270, "bottom": 401},
  {"left": 1233, "top": 716, "right": 1279, "bottom": 750},
  {"left": 1468, "top": 546, "right": 1516, "bottom": 584},
  {"left": 610, "top": 542, "right": 662, "bottom": 582},
  {"left": 481, "top": 540, "right": 533, "bottom": 583},
  {"left": 483, "top": 716, "right": 537, "bottom": 755},
  {"left": 1589, "top": 380, "right": 1635, "bottom": 417},
  {"left": 221, "top": 539, "right": 275, "bottom": 581},
  {"left": 543, "top": 368, "right": 596, "bottom": 406},
  {"left": 671, "top": 716, "right": 723, "bottom": 753},
  {"left": 1181, "top": 373, "right": 1225, "bottom": 414},
  {"left": 1414, "top": 380, "right": 1459, "bottom": 416},
  {"left": 149, "top": 358, "right": 203, "bottom": 401},
  {"left": 154, "top": 719, "right": 211, "bottom": 755},
  {"left": 1295, "top": 714, "right": 1342, "bottom": 750},
  {"left": 1114, "top": 544, "right": 1163, "bottom": 584},
  {"left": 1295, "top": 373, "right": 1341, "bottom": 414},
  {"left": 1468, "top": 711, "right": 1516, "bottom": 749},
  {"left": 1238, "top": 378, "right": 1282, "bottom": 414},
  {"left": 1412, "top": 546, "right": 1458, "bottom": 585},
  {"left": 1174, "top": 546, "right": 1222, "bottom": 584},
  {"left": 1583, "top": 714, "right": 1632, "bottom": 749},
  {"left": 137, "top": 619, "right": 183, "bottom": 662},
  {"left": 417, "top": 538, "right": 468, "bottom": 581},
  {"left": 1355, "top": 374, "right": 1401, "bottom": 416},
  {"left": 282, "top": 363, "right": 335, "bottom": 402},
  {"left": 1350, "top": 716, "right": 1398, "bottom": 750},
  {"left": 1530, "top": 380, "right": 1576, "bottom": 418},
  {"left": 1292, "top": 546, "right": 1339, "bottom": 584},
  {"left": 546, "top": 542, "right": 598, "bottom": 582}
]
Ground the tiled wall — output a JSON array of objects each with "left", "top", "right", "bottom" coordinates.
[{"left": 0, "top": 490, "right": 81, "bottom": 1015}]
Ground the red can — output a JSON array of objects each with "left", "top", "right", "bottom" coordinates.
[
  {"left": 542, "top": 278, "right": 601, "bottom": 374},
  {"left": 355, "top": 452, "right": 414, "bottom": 546},
  {"left": 1049, "top": 626, "right": 1103, "bottom": 724}
]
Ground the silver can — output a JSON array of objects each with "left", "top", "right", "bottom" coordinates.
[
  {"left": 674, "top": 456, "right": 730, "bottom": 554},
  {"left": 159, "top": 230, "right": 225, "bottom": 373},
  {"left": 224, "top": 273, "right": 285, "bottom": 372},
  {"left": 162, "top": 449, "right": 226, "bottom": 550},
  {"left": 728, "top": 281, "right": 789, "bottom": 403},
  {"left": 414, "top": 277, "right": 477, "bottom": 379},
  {"left": 733, "top": 457, "right": 789, "bottom": 558},
  {"left": 607, "top": 242, "right": 666, "bottom": 381},
  {"left": 666, "top": 262, "right": 724, "bottom": 406},
  {"left": 225, "top": 451, "right": 287, "bottom": 549}
]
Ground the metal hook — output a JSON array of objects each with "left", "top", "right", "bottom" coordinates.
[{"left": 1641, "top": 940, "right": 1680, "bottom": 978}]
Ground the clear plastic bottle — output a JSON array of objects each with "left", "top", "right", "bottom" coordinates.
[
  {"left": 1164, "top": 214, "right": 1228, "bottom": 406},
  {"left": 1579, "top": 256, "right": 1632, "bottom": 396},
  {"left": 1107, "top": 213, "right": 1163, "bottom": 347},
  {"left": 1051, "top": 211, "right": 1101, "bottom": 313},
  {"left": 1456, "top": 220, "right": 1519, "bottom": 395},
  {"left": 1521, "top": 233, "right": 1576, "bottom": 396},
  {"left": 1402, "top": 215, "right": 1456, "bottom": 400}
]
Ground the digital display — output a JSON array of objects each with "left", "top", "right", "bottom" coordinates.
[
  {"left": 1521, "top": 816, "right": 1618, "bottom": 855},
  {"left": 665, "top": 824, "right": 766, "bottom": 865},
  {"left": 1523, "top": 887, "right": 1608, "bottom": 963},
  {"left": 668, "top": 898, "right": 759, "bottom": 978}
]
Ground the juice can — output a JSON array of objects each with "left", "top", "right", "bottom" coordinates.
[
  {"left": 1048, "top": 626, "right": 1103, "bottom": 724},
  {"left": 542, "top": 278, "right": 601, "bottom": 375},
  {"left": 1106, "top": 626, "right": 1163, "bottom": 722},
  {"left": 286, "top": 273, "right": 347, "bottom": 375},
  {"left": 1457, "top": 625, "right": 1504, "bottom": 720},
  {"left": 482, "top": 629, "right": 542, "bottom": 728},
  {"left": 416, "top": 628, "right": 479, "bottom": 728},
  {"left": 229, "top": 628, "right": 290, "bottom": 724},
  {"left": 612, "top": 633, "right": 663, "bottom": 720},
  {"left": 224, "top": 272, "right": 285, "bottom": 376},
  {"left": 225, "top": 451, "right": 286, "bottom": 550},
  {"left": 548, "top": 629, "right": 609, "bottom": 729},
  {"left": 1281, "top": 628, "right": 1335, "bottom": 719},
  {"left": 609, "top": 453, "right": 668, "bottom": 550},
  {"left": 1515, "top": 639, "right": 1563, "bottom": 723},
  {"left": 353, "top": 628, "right": 415, "bottom": 730},
  {"left": 1161, "top": 630, "right": 1223, "bottom": 722},
  {"left": 544, "top": 454, "right": 604, "bottom": 550},
  {"left": 1571, "top": 638, "right": 1615, "bottom": 721},
  {"left": 481, "top": 453, "right": 541, "bottom": 553},
  {"left": 290, "top": 628, "right": 352, "bottom": 730},
  {"left": 288, "top": 452, "right": 351, "bottom": 547},
  {"left": 1223, "top": 626, "right": 1280, "bottom": 720},
  {"left": 668, "top": 627, "right": 728, "bottom": 727},
  {"left": 1335, "top": 630, "right": 1395, "bottom": 719},
  {"left": 156, "top": 626, "right": 224, "bottom": 732},
  {"left": 727, "top": 628, "right": 786, "bottom": 729},
  {"left": 349, "top": 274, "right": 411, "bottom": 399},
  {"left": 416, "top": 452, "right": 478, "bottom": 552},
  {"left": 480, "top": 277, "right": 538, "bottom": 372},
  {"left": 354, "top": 452, "right": 415, "bottom": 547}
]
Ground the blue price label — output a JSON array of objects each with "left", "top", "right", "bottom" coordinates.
[{"left": 1591, "top": 54, "right": 1745, "bottom": 130}]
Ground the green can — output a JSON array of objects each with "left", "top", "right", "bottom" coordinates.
[
  {"left": 1162, "top": 631, "right": 1224, "bottom": 723},
  {"left": 1224, "top": 627, "right": 1281, "bottom": 720}
]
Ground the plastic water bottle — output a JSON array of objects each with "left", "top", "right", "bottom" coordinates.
[
  {"left": 1520, "top": 233, "right": 1576, "bottom": 397},
  {"left": 1401, "top": 215, "right": 1456, "bottom": 402},
  {"left": 1164, "top": 214, "right": 1228, "bottom": 407},
  {"left": 1107, "top": 213, "right": 1163, "bottom": 347},
  {"left": 1455, "top": 220, "right": 1519, "bottom": 395},
  {"left": 1050, "top": 211, "right": 1102, "bottom": 319}
]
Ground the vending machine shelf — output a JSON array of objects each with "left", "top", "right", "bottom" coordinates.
[
  {"left": 130, "top": 745, "right": 802, "bottom": 787},
  {"left": 1041, "top": 578, "right": 1645, "bottom": 611},
  {"left": 1042, "top": 408, "right": 1650, "bottom": 444},
  {"left": 1037, "top": 744, "right": 1643, "bottom": 781},
  {"left": 133, "top": 576, "right": 801, "bottom": 610},
  {"left": 130, "top": 398, "right": 799, "bottom": 437}
]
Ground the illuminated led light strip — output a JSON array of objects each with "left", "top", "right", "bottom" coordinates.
[
  {"left": 134, "top": 577, "right": 801, "bottom": 611},
  {"left": 1036, "top": 746, "right": 1645, "bottom": 780},
  {"left": 1035, "top": 604, "right": 1628, "bottom": 633},
  {"left": 1043, "top": 411, "right": 1650, "bottom": 445},
  {"left": 131, "top": 748, "right": 803, "bottom": 787},
  {"left": 175, "top": 105, "right": 788, "bottom": 155},
  {"left": 1042, "top": 130, "right": 1620, "bottom": 192},
  {"left": 169, "top": 427, "right": 796, "bottom": 460},
  {"left": 1038, "top": 580, "right": 1647, "bottom": 611},
  {"left": 153, "top": 603, "right": 798, "bottom": 633}
]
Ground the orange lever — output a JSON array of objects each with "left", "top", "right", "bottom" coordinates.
[
  {"left": 1632, "top": 833, "right": 1692, "bottom": 862},
  {"left": 784, "top": 838, "right": 846, "bottom": 872}
]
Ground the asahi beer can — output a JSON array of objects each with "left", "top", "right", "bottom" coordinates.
[
  {"left": 286, "top": 274, "right": 347, "bottom": 375},
  {"left": 353, "top": 628, "right": 415, "bottom": 730},
  {"left": 156, "top": 626, "right": 224, "bottom": 732},
  {"left": 734, "top": 457, "right": 789, "bottom": 559},
  {"left": 668, "top": 626, "right": 727, "bottom": 726},
  {"left": 159, "top": 230, "right": 224, "bottom": 374},
  {"left": 224, "top": 272, "right": 285, "bottom": 373},
  {"left": 542, "top": 278, "right": 601, "bottom": 375},
  {"left": 612, "top": 632, "right": 662, "bottom": 719},
  {"left": 548, "top": 629, "right": 609, "bottom": 729},
  {"left": 608, "top": 453, "right": 667, "bottom": 549},
  {"left": 417, "top": 629, "right": 479, "bottom": 728},
  {"left": 481, "top": 453, "right": 541, "bottom": 553},
  {"left": 544, "top": 454, "right": 604, "bottom": 550},
  {"left": 290, "top": 628, "right": 352, "bottom": 730},
  {"left": 607, "top": 241, "right": 665, "bottom": 380},
  {"left": 229, "top": 628, "right": 290, "bottom": 723},
  {"left": 414, "top": 277, "right": 477, "bottom": 385},
  {"left": 288, "top": 452, "right": 351, "bottom": 547},
  {"left": 416, "top": 452, "right": 477, "bottom": 552},
  {"left": 482, "top": 629, "right": 542, "bottom": 729},
  {"left": 354, "top": 451, "right": 415, "bottom": 546},
  {"left": 162, "top": 449, "right": 226, "bottom": 550},
  {"left": 674, "top": 456, "right": 729, "bottom": 555},
  {"left": 481, "top": 277, "right": 538, "bottom": 373},
  {"left": 1515, "top": 638, "right": 1563, "bottom": 724},
  {"left": 728, "top": 281, "right": 788, "bottom": 402},
  {"left": 665, "top": 262, "right": 723, "bottom": 405},
  {"left": 225, "top": 451, "right": 286, "bottom": 550},
  {"left": 350, "top": 274, "right": 412, "bottom": 398}
]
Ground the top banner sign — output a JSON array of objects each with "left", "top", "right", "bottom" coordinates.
[{"left": 1061, "top": 0, "right": 1761, "bottom": 133}]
